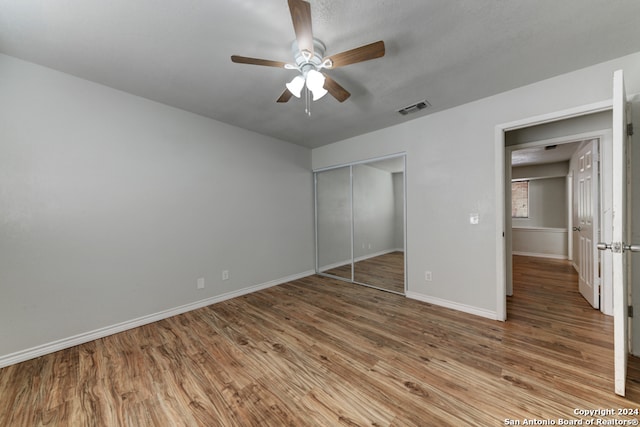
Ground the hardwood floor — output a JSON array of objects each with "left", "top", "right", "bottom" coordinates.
[
  {"left": 322, "top": 251, "right": 405, "bottom": 294},
  {"left": 1, "top": 255, "right": 640, "bottom": 426}
]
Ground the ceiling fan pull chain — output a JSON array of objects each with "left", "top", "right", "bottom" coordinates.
[{"left": 305, "top": 86, "right": 311, "bottom": 117}]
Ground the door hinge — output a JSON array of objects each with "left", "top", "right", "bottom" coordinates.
[
  {"left": 628, "top": 123, "right": 634, "bottom": 136},
  {"left": 629, "top": 305, "right": 634, "bottom": 318}
]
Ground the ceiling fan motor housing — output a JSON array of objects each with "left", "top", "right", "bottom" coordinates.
[{"left": 291, "top": 38, "right": 326, "bottom": 76}]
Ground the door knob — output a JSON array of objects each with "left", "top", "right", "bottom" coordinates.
[
  {"left": 597, "top": 242, "right": 640, "bottom": 252},
  {"left": 573, "top": 226, "right": 582, "bottom": 232}
]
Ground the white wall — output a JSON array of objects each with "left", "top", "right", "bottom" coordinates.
[
  {"left": 312, "top": 51, "right": 640, "bottom": 320},
  {"left": 0, "top": 54, "right": 314, "bottom": 364}
]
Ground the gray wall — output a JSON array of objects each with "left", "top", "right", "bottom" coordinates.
[
  {"left": 353, "top": 164, "right": 396, "bottom": 259},
  {"left": 512, "top": 162, "right": 570, "bottom": 230},
  {"left": 512, "top": 177, "right": 567, "bottom": 228},
  {"left": 0, "top": 54, "right": 314, "bottom": 360}
]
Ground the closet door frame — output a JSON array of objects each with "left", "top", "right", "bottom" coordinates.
[{"left": 314, "top": 153, "right": 407, "bottom": 294}]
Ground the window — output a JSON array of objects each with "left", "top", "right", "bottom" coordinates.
[{"left": 512, "top": 181, "right": 529, "bottom": 218}]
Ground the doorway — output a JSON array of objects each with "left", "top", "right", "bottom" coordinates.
[
  {"left": 495, "top": 102, "right": 614, "bottom": 321},
  {"left": 496, "top": 70, "right": 638, "bottom": 396},
  {"left": 505, "top": 132, "right": 613, "bottom": 315}
]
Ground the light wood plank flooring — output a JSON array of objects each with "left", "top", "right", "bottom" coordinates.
[{"left": 1, "top": 255, "right": 640, "bottom": 426}]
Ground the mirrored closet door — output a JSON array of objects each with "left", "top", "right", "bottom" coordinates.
[
  {"left": 315, "top": 155, "right": 406, "bottom": 294},
  {"left": 316, "top": 166, "right": 353, "bottom": 281}
]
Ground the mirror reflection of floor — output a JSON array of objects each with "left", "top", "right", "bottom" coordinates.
[{"left": 321, "top": 251, "right": 404, "bottom": 294}]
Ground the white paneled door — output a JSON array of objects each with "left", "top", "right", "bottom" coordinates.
[
  {"left": 609, "top": 69, "right": 631, "bottom": 396},
  {"left": 575, "top": 140, "right": 600, "bottom": 309}
]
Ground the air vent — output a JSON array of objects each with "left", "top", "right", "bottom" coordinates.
[{"left": 398, "top": 100, "right": 431, "bottom": 116}]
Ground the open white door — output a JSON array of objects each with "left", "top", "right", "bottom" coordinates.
[
  {"left": 598, "top": 69, "right": 631, "bottom": 396},
  {"left": 575, "top": 140, "right": 600, "bottom": 308}
]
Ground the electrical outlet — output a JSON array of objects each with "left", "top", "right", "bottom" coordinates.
[
  {"left": 222, "top": 270, "right": 229, "bottom": 281},
  {"left": 197, "top": 277, "right": 205, "bottom": 289},
  {"left": 425, "top": 271, "right": 432, "bottom": 281}
]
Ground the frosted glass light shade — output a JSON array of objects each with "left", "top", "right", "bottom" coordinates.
[
  {"left": 310, "top": 86, "right": 328, "bottom": 101},
  {"left": 286, "top": 75, "right": 305, "bottom": 98},
  {"left": 306, "top": 70, "right": 327, "bottom": 100}
]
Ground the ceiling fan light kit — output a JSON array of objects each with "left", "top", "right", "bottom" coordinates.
[
  {"left": 305, "top": 70, "right": 328, "bottom": 100},
  {"left": 286, "top": 75, "right": 305, "bottom": 98},
  {"left": 286, "top": 39, "right": 329, "bottom": 102},
  {"left": 231, "top": 0, "right": 385, "bottom": 115}
]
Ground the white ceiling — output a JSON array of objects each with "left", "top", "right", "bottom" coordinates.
[
  {"left": 1, "top": 0, "right": 640, "bottom": 149},
  {"left": 511, "top": 141, "right": 582, "bottom": 167}
]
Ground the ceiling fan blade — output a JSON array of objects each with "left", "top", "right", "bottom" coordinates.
[
  {"left": 277, "top": 89, "right": 294, "bottom": 103},
  {"left": 231, "top": 55, "right": 288, "bottom": 68},
  {"left": 324, "top": 41, "right": 385, "bottom": 69},
  {"left": 288, "top": 0, "right": 314, "bottom": 56},
  {"left": 323, "top": 74, "right": 351, "bottom": 103}
]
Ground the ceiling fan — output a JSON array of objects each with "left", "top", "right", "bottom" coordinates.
[{"left": 231, "top": 0, "right": 385, "bottom": 110}]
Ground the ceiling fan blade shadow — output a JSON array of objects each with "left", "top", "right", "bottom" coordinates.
[
  {"left": 324, "top": 41, "right": 385, "bottom": 69},
  {"left": 231, "top": 56, "right": 288, "bottom": 68},
  {"left": 323, "top": 74, "right": 351, "bottom": 103},
  {"left": 288, "top": 0, "right": 314, "bottom": 56},
  {"left": 277, "top": 89, "right": 294, "bottom": 103}
]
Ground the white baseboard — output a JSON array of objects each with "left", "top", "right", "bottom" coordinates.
[
  {"left": 572, "top": 262, "right": 579, "bottom": 273},
  {"left": 318, "top": 259, "right": 350, "bottom": 272},
  {"left": 0, "top": 270, "right": 315, "bottom": 369},
  {"left": 355, "top": 248, "right": 399, "bottom": 263},
  {"left": 512, "top": 251, "right": 568, "bottom": 260},
  {"left": 406, "top": 292, "right": 498, "bottom": 321},
  {"left": 319, "top": 248, "right": 400, "bottom": 272}
]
